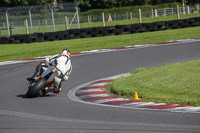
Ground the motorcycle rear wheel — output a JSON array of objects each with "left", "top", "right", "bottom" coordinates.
[{"left": 26, "top": 78, "right": 47, "bottom": 98}]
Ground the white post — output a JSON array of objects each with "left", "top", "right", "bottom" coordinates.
[
  {"left": 183, "top": 3, "right": 186, "bottom": 14},
  {"left": 29, "top": 6, "right": 33, "bottom": 33},
  {"left": 155, "top": 9, "right": 158, "bottom": 17},
  {"left": 88, "top": 15, "right": 90, "bottom": 24},
  {"left": 45, "top": 19, "right": 48, "bottom": 27},
  {"left": 25, "top": 19, "right": 29, "bottom": 34},
  {"left": 76, "top": 7, "right": 80, "bottom": 29},
  {"left": 51, "top": 8, "right": 55, "bottom": 32},
  {"left": 164, "top": 8, "right": 166, "bottom": 16},
  {"left": 6, "top": 8, "right": 10, "bottom": 37},
  {"left": 65, "top": 16, "right": 69, "bottom": 30},
  {"left": 177, "top": 5, "right": 180, "bottom": 20},
  {"left": 102, "top": 12, "right": 105, "bottom": 26},
  {"left": 139, "top": 8, "right": 142, "bottom": 24},
  {"left": 130, "top": 12, "right": 133, "bottom": 20},
  {"left": 152, "top": 9, "right": 154, "bottom": 18},
  {"left": 188, "top": 6, "right": 190, "bottom": 14}
]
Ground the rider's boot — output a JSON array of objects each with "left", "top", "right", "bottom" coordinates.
[
  {"left": 27, "top": 71, "right": 39, "bottom": 81},
  {"left": 47, "top": 85, "right": 61, "bottom": 94},
  {"left": 27, "top": 63, "right": 43, "bottom": 81},
  {"left": 53, "top": 87, "right": 61, "bottom": 94}
]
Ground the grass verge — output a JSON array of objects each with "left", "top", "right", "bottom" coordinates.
[
  {"left": 0, "top": 26, "right": 200, "bottom": 62},
  {"left": 106, "top": 60, "right": 200, "bottom": 106}
]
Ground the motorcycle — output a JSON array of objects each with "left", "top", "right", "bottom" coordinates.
[{"left": 26, "top": 65, "right": 57, "bottom": 98}]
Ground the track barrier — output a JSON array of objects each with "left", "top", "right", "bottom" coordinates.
[{"left": 0, "top": 17, "right": 199, "bottom": 44}]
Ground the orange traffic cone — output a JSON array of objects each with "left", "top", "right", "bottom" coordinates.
[{"left": 134, "top": 91, "right": 140, "bottom": 100}]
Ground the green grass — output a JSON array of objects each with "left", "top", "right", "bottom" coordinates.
[
  {"left": 0, "top": 26, "right": 200, "bottom": 62},
  {"left": 106, "top": 60, "right": 200, "bottom": 106}
]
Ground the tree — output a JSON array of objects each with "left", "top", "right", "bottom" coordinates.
[
  {"left": 28, "top": 0, "right": 49, "bottom": 5},
  {"left": 115, "top": 0, "right": 134, "bottom": 7},
  {"left": 2, "top": 0, "right": 199, "bottom": 9},
  {"left": 89, "top": 0, "right": 107, "bottom": 9},
  {"left": 76, "top": 0, "right": 91, "bottom": 11},
  {"left": 133, "top": 0, "right": 151, "bottom": 5},
  {"left": 2, "top": 0, "right": 29, "bottom": 6},
  {"left": 187, "top": 0, "right": 199, "bottom": 5}
]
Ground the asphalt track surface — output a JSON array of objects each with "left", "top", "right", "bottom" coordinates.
[{"left": 0, "top": 41, "right": 200, "bottom": 133}]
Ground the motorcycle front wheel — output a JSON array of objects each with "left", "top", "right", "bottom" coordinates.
[{"left": 26, "top": 78, "right": 47, "bottom": 98}]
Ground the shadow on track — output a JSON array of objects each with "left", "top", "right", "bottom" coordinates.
[{"left": 16, "top": 94, "right": 56, "bottom": 99}]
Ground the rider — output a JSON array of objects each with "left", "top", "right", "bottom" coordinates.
[{"left": 27, "top": 49, "right": 72, "bottom": 94}]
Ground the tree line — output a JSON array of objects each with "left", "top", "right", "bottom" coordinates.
[{"left": 1, "top": 0, "right": 199, "bottom": 11}]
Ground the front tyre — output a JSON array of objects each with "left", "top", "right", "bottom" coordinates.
[{"left": 26, "top": 78, "right": 47, "bottom": 98}]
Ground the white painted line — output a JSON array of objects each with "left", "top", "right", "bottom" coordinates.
[
  {"left": 134, "top": 45, "right": 146, "bottom": 48},
  {"left": 76, "top": 89, "right": 103, "bottom": 93},
  {"left": 122, "top": 102, "right": 165, "bottom": 108},
  {"left": 76, "top": 91, "right": 105, "bottom": 97},
  {"left": 145, "top": 44, "right": 158, "bottom": 47},
  {"left": 79, "top": 94, "right": 109, "bottom": 100},
  {"left": 166, "top": 107, "right": 192, "bottom": 112},
  {"left": 167, "top": 106, "right": 200, "bottom": 112},
  {"left": 0, "top": 60, "right": 30, "bottom": 65},
  {"left": 87, "top": 83, "right": 107, "bottom": 87},
  {"left": 120, "top": 102, "right": 146, "bottom": 106},
  {"left": 92, "top": 98, "right": 126, "bottom": 104},
  {"left": 122, "top": 102, "right": 155, "bottom": 107},
  {"left": 125, "top": 46, "right": 135, "bottom": 48}
]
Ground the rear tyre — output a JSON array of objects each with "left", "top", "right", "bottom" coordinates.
[{"left": 26, "top": 78, "right": 47, "bottom": 98}]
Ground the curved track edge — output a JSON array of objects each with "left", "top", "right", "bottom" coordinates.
[{"left": 68, "top": 73, "right": 200, "bottom": 114}]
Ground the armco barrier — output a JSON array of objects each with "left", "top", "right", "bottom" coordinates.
[{"left": 0, "top": 17, "right": 200, "bottom": 44}]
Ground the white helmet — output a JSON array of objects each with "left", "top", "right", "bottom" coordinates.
[{"left": 61, "top": 49, "right": 71, "bottom": 58}]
